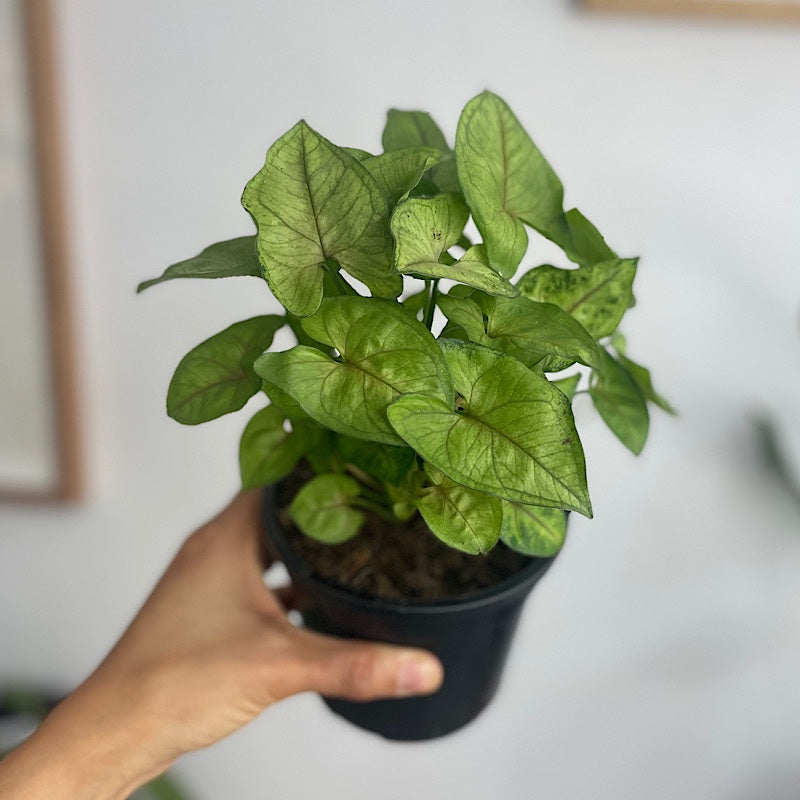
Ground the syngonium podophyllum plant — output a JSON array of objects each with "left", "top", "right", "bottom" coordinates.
[{"left": 139, "top": 91, "right": 673, "bottom": 557}]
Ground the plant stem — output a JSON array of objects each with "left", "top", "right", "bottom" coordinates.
[
  {"left": 424, "top": 279, "right": 439, "bottom": 331},
  {"left": 345, "top": 463, "right": 380, "bottom": 491},
  {"left": 352, "top": 496, "right": 398, "bottom": 523},
  {"left": 324, "top": 259, "right": 353, "bottom": 296}
]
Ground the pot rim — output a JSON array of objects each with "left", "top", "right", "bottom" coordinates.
[{"left": 262, "top": 485, "right": 557, "bottom": 616}]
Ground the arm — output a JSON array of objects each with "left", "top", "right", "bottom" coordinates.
[{"left": 0, "top": 491, "right": 443, "bottom": 799}]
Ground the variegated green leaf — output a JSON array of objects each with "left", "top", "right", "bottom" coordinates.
[
  {"left": 387, "top": 341, "right": 591, "bottom": 515},
  {"left": 438, "top": 293, "right": 600, "bottom": 370},
  {"left": 416, "top": 465, "right": 502, "bottom": 554},
  {"left": 500, "top": 502, "right": 566, "bottom": 556},
  {"left": 590, "top": 349, "right": 649, "bottom": 454},
  {"left": 455, "top": 92, "right": 565, "bottom": 278},
  {"left": 242, "top": 121, "right": 400, "bottom": 317},
  {"left": 382, "top": 109, "right": 460, "bottom": 193},
  {"left": 289, "top": 473, "right": 364, "bottom": 543},
  {"left": 239, "top": 405, "right": 319, "bottom": 489},
  {"left": 137, "top": 236, "right": 262, "bottom": 293},
  {"left": 167, "top": 316, "right": 285, "bottom": 424},
  {"left": 518, "top": 259, "right": 638, "bottom": 338},
  {"left": 254, "top": 297, "right": 453, "bottom": 445}
]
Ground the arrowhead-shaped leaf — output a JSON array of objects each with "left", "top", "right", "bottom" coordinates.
[
  {"left": 289, "top": 473, "right": 364, "bottom": 544},
  {"left": 167, "top": 315, "right": 285, "bottom": 424},
  {"left": 387, "top": 341, "right": 591, "bottom": 515},
  {"left": 361, "top": 147, "right": 441, "bottom": 207},
  {"left": 239, "top": 405, "right": 319, "bottom": 489},
  {"left": 590, "top": 349, "right": 649, "bottom": 454},
  {"left": 518, "top": 259, "right": 638, "bottom": 338},
  {"left": 438, "top": 293, "right": 600, "bottom": 371},
  {"left": 416, "top": 466, "right": 502, "bottom": 554},
  {"left": 254, "top": 297, "right": 453, "bottom": 445},
  {"left": 391, "top": 195, "right": 517, "bottom": 297},
  {"left": 242, "top": 121, "right": 401, "bottom": 317},
  {"left": 137, "top": 236, "right": 263, "bottom": 293},
  {"left": 382, "top": 109, "right": 460, "bottom": 193},
  {"left": 455, "top": 92, "right": 565, "bottom": 278},
  {"left": 500, "top": 502, "right": 566, "bottom": 557}
]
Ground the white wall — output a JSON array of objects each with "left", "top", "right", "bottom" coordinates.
[{"left": 2, "top": 1, "right": 800, "bottom": 798}]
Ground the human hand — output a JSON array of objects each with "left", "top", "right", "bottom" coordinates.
[{"left": 0, "top": 491, "right": 443, "bottom": 799}]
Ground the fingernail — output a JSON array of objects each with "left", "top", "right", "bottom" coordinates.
[{"left": 395, "top": 657, "right": 442, "bottom": 697}]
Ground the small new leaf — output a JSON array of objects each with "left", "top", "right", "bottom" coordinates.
[
  {"left": 391, "top": 194, "right": 517, "bottom": 297},
  {"left": 382, "top": 109, "right": 460, "bottom": 193},
  {"left": 590, "top": 349, "right": 649, "bottom": 454},
  {"left": 361, "top": 147, "right": 441, "bottom": 207},
  {"left": 289, "top": 473, "right": 364, "bottom": 544},
  {"left": 167, "top": 316, "right": 285, "bottom": 424},
  {"left": 500, "top": 502, "right": 566, "bottom": 557},
  {"left": 137, "top": 236, "right": 262, "bottom": 293},
  {"left": 416, "top": 465, "right": 502, "bottom": 554}
]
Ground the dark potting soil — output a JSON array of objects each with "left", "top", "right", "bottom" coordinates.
[{"left": 274, "top": 469, "right": 530, "bottom": 602}]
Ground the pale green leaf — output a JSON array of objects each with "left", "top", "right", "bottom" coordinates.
[
  {"left": 438, "top": 293, "right": 600, "bottom": 370},
  {"left": 455, "top": 92, "right": 565, "bottom": 278},
  {"left": 517, "top": 259, "right": 638, "bottom": 338},
  {"left": 242, "top": 121, "right": 400, "bottom": 317},
  {"left": 137, "top": 236, "right": 262, "bottom": 293},
  {"left": 441, "top": 245, "right": 518, "bottom": 297},
  {"left": 167, "top": 316, "right": 285, "bottom": 424},
  {"left": 387, "top": 341, "right": 591, "bottom": 515},
  {"left": 590, "top": 350, "right": 649, "bottom": 454},
  {"left": 289, "top": 473, "right": 364, "bottom": 544},
  {"left": 382, "top": 109, "right": 460, "bottom": 193},
  {"left": 392, "top": 193, "right": 469, "bottom": 266},
  {"left": 416, "top": 465, "right": 502, "bottom": 554},
  {"left": 239, "top": 405, "right": 319, "bottom": 489},
  {"left": 391, "top": 194, "right": 517, "bottom": 297},
  {"left": 500, "top": 502, "right": 566, "bottom": 556},
  {"left": 361, "top": 147, "right": 441, "bottom": 207},
  {"left": 254, "top": 297, "right": 453, "bottom": 445}
]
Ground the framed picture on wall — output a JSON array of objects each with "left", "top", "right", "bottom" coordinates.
[
  {"left": 0, "top": 0, "right": 81, "bottom": 501},
  {"left": 584, "top": 0, "right": 800, "bottom": 21}
]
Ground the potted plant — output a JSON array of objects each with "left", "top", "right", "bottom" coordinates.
[{"left": 139, "top": 91, "right": 672, "bottom": 740}]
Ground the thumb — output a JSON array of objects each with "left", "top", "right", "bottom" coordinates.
[{"left": 279, "top": 627, "right": 444, "bottom": 702}]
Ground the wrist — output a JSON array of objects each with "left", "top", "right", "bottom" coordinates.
[{"left": 0, "top": 675, "right": 173, "bottom": 800}]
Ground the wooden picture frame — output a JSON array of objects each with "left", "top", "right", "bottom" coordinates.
[
  {"left": 583, "top": 0, "right": 800, "bottom": 22},
  {"left": 0, "top": 0, "right": 81, "bottom": 501}
]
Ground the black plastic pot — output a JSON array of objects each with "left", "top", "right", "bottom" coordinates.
[{"left": 262, "top": 486, "right": 556, "bottom": 741}]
